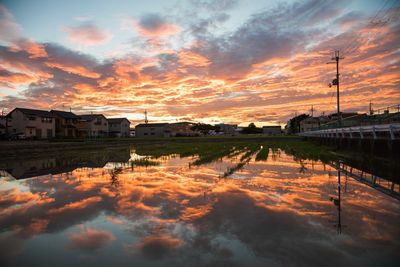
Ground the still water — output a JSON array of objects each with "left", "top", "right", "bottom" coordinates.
[{"left": 0, "top": 144, "right": 399, "bottom": 267}]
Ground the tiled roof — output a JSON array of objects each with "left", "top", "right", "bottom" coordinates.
[
  {"left": 11, "top": 108, "right": 55, "bottom": 118},
  {"left": 79, "top": 114, "right": 106, "bottom": 121},
  {"left": 135, "top": 123, "right": 168, "bottom": 127},
  {"left": 107, "top": 118, "right": 130, "bottom": 124},
  {"left": 51, "top": 110, "right": 80, "bottom": 119}
]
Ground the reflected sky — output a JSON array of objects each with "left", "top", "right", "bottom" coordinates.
[{"left": 0, "top": 146, "right": 399, "bottom": 267}]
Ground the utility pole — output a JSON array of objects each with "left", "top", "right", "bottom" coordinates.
[
  {"left": 327, "top": 50, "right": 344, "bottom": 125},
  {"left": 144, "top": 110, "right": 148, "bottom": 124},
  {"left": 337, "top": 169, "right": 342, "bottom": 234}
]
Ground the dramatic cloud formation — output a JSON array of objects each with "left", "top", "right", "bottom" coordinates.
[
  {"left": 63, "top": 22, "right": 112, "bottom": 46},
  {"left": 0, "top": 1, "right": 399, "bottom": 125},
  {"left": 0, "top": 148, "right": 399, "bottom": 265}
]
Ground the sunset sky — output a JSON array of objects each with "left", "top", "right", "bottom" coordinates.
[{"left": 0, "top": 0, "right": 399, "bottom": 126}]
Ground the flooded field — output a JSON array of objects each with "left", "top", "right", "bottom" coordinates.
[{"left": 0, "top": 142, "right": 399, "bottom": 267}]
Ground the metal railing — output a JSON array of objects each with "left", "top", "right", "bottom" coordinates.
[
  {"left": 305, "top": 104, "right": 400, "bottom": 132},
  {"left": 299, "top": 123, "right": 400, "bottom": 140}
]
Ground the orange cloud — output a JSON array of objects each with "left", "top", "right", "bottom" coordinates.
[
  {"left": 48, "top": 196, "right": 102, "bottom": 214},
  {"left": 45, "top": 62, "right": 101, "bottom": 79},
  {"left": 63, "top": 22, "right": 112, "bottom": 46},
  {"left": 67, "top": 227, "right": 116, "bottom": 251}
]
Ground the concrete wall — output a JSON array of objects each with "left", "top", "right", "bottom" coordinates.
[{"left": 8, "top": 109, "right": 55, "bottom": 138}]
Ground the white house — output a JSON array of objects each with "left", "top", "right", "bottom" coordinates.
[{"left": 108, "top": 118, "right": 131, "bottom": 137}]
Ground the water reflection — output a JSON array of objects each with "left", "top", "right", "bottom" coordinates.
[{"left": 0, "top": 144, "right": 399, "bottom": 267}]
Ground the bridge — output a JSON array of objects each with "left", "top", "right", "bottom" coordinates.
[
  {"left": 297, "top": 105, "right": 400, "bottom": 155},
  {"left": 299, "top": 123, "right": 400, "bottom": 140}
]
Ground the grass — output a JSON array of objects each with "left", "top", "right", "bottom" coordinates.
[{"left": 255, "top": 146, "right": 269, "bottom": 161}]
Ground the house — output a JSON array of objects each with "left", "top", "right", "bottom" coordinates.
[
  {"left": 262, "top": 125, "right": 282, "bottom": 135},
  {"left": 108, "top": 118, "right": 131, "bottom": 137},
  {"left": 300, "top": 117, "right": 320, "bottom": 132},
  {"left": 135, "top": 123, "right": 169, "bottom": 138},
  {"left": 51, "top": 110, "right": 80, "bottom": 138},
  {"left": 6, "top": 108, "right": 55, "bottom": 138},
  {"left": 76, "top": 114, "right": 108, "bottom": 137}
]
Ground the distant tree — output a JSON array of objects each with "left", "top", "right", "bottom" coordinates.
[
  {"left": 241, "top": 122, "right": 262, "bottom": 134},
  {"left": 191, "top": 123, "right": 220, "bottom": 134},
  {"left": 248, "top": 123, "right": 256, "bottom": 129}
]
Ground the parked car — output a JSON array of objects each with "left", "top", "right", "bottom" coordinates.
[{"left": 8, "top": 133, "right": 27, "bottom": 140}]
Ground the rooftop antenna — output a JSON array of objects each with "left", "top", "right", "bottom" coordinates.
[
  {"left": 70, "top": 107, "right": 72, "bottom": 112},
  {"left": 144, "top": 110, "right": 148, "bottom": 124},
  {"left": 310, "top": 105, "right": 315, "bottom": 117},
  {"left": 369, "top": 101, "right": 373, "bottom": 115}
]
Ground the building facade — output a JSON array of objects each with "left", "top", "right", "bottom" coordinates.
[
  {"left": 6, "top": 108, "right": 55, "bottom": 138},
  {"left": 135, "top": 123, "right": 169, "bottom": 138},
  {"left": 77, "top": 114, "right": 109, "bottom": 137},
  {"left": 108, "top": 118, "right": 131, "bottom": 137},
  {"left": 51, "top": 110, "right": 80, "bottom": 138}
]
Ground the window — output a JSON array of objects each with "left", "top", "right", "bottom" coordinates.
[
  {"left": 29, "top": 116, "right": 36, "bottom": 121},
  {"left": 144, "top": 133, "right": 148, "bottom": 135},
  {"left": 42, "top": 117, "right": 52, "bottom": 123},
  {"left": 151, "top": 133, "right": 155, "bottom": 135}
]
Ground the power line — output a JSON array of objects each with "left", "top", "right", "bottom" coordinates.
[{"left": 342, "top": 0, "right": 397, "bottom": 57}]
